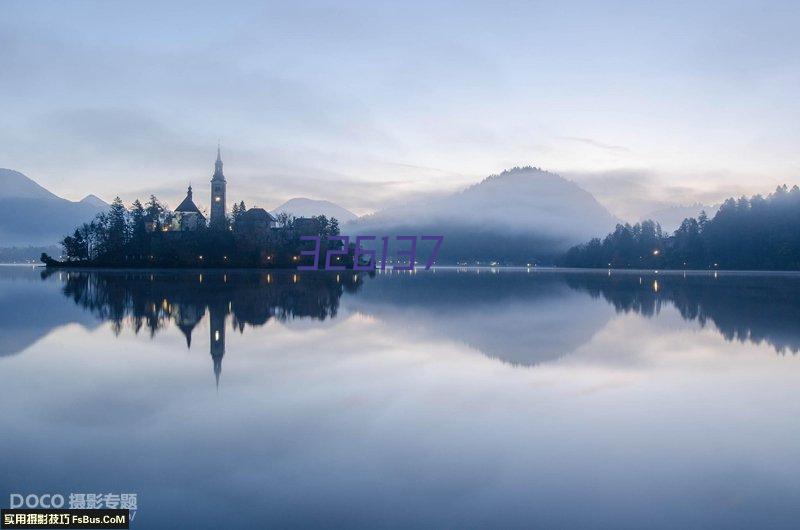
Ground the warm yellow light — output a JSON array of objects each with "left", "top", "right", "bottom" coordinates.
[{"left": 653, "top": 249, "right": 660, "bottom": 256}]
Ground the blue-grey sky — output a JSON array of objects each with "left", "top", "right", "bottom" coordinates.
[{"left": 1, "top": 0, "right": 799, "bottom": 219}]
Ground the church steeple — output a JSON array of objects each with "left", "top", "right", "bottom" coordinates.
[
  {"left": 210, "top": 143, "right": 227, "bottom": 227},
  {"left": 212, "top": 142, "right": 225, "bottom": 182}
]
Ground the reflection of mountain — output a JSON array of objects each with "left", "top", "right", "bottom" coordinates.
[
  {"left": 47, "top": 270, "right": 364, "bottom": 386},
  {"left": 348, "top": 271, "right": 615, "bottom": 366},
  {"left": 0, "top": 266, "right": 101, "bottom": 357},
  {"left": 11, "top": 266, "right": 798, "bottom": 380},
  {"left": 566, "top": 272, "right": 800, "bottom": 354}
]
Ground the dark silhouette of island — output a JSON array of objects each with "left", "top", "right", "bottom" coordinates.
[
  {"left": 45, "top": 148, "right": 352, "bottom": 269},
  {"left": 560, "top": 185, "right": 800, "bottom": 270}
]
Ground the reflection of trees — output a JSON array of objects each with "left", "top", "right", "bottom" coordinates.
[
  {"left": 43, "top": 269, "right": 364, "bottom": 385},
  {"left": 46, "top": 270, "right": 362, "bottom": 334},
  {"left": 566, "top": 272, "right": 800, "bottom": 354}
]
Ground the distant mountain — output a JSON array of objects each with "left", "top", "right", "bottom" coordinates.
[
  {"left": 347, "top": 167, "right": 619, "bottom": 264},
  {"left": 0, "top": 168, "right": 108, "bottom": 246},
  {"left": 0, "top": 168, "right": 60, "bottom": 200},
  {"left": 272, "top": 197, "right": 357, "bottom": 223},
  {"left": 80, "top": 194, "right": 110, "bottom": 210},
  {"left": 642, "top": 203, "right": 719, "bottom": 233}
]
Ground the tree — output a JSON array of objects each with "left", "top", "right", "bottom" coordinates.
[
  {"left": 130, "top": 199, "right": 148, "bottom": 257},
  {"left": 275, "top": 212, "right": 292, "bottom": 228},
  {"left": 231, "top": 200, "right": 246, "bottom": 226},
  {"left": 146, "top": 195, "right": 165, "bottom": 231},
  {"left": 105, "top": 197, "right": 130, "bottom": 258},
  {"left": 560, "top": 184, "right": 800, "bottom": 270}
]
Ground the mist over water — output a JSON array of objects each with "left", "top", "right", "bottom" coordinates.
[{"left": 1, "top": 266, "right": 799, "bottom": 529}]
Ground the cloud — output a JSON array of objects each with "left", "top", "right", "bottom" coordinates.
[
  {"left": 559, "top": 136, "right": 630, "bottom": 154},
  {"left": 564, "top": 168, "right": 758, "bottom": 222}
]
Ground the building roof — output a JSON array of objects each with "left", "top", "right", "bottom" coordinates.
[
  {"left": 175, "top": 186, "right": 205, "bottom": 218},
  {"left": 241, "top": 207, "right": 276, "bottom": 221}
]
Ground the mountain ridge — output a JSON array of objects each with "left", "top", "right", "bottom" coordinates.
[
  {"left": 346, "top": 166, "right": 619, "bottom": 263},
  {"left": 0, "top": 169, "right": 107, "bottom": 246}
]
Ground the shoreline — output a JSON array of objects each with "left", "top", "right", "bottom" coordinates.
[{"left": 32, "top": 262, "right": 800, "bottom": 275}]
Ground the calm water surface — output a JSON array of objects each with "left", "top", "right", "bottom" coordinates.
[{"left": 1, "top": 266, "right": 799, "bottom": 529}]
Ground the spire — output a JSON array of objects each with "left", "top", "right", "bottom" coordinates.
[
  {"left": 212, "top": 142, "right": 225, "bottom": 181},
  {"left": 187, "top": 184, "right": 193, "bottom": 200}
]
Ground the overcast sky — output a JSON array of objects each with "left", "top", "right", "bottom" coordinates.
[{"left": 1, "top": 0, "right": 799, "bottom": 219}]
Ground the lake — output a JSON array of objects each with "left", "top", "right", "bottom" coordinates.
[{"left": 1, "top": 265, "right": 799, "bottom": 529}]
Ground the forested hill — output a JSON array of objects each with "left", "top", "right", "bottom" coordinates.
[{"left": 559, "top": 185, "right": 800, "bottom": 270}]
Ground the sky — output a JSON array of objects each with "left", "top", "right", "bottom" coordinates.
[{"left": 1, "top": 0, "right": 799, "bottom": 220}]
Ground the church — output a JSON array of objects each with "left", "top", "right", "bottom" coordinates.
[{"left": 170, "top": 145, "right": 276, "bottom": 232}]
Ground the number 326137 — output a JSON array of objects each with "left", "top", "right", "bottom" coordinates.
[{"left": 298, "top": 235, "right": 444, "bottom": 271}]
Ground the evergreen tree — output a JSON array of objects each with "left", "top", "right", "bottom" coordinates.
[
  {"left": 104, "top": 197, "right": 130, "bottom": 259},
  {"left": 560, "top": 185, "right": 800, "bottom": 270},
  {"left": 146, "top": 195, "right": 165, "bottom": 231},
  {"left": 231, "top": 200, "right": 246, "bottom": 226},
  {"left": 130, "top": 199, "right": 148, "bottom": 257}
]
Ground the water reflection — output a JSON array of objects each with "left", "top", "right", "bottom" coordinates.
[
  {"left": 2, "top": 268, "right": 800, "bottom": 366},
  {"left": 567, "top": 271, "right": 800, "bottom": 354},
  {"left": 2, "top": 267, "right": 800, "bottom": 528},
  {"left": 40, "top": 269, "right": 364, "bottom": 386}
]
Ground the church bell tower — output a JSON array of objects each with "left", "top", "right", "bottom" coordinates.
[{"left": 210, "top": 143, "right": 227, "bottom": 228}]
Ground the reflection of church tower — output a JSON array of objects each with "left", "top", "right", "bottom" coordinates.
[
  {"left": 209, "top": 303, "right": 226, "bottom": 389},
  {"left": 175, "top": 303, "right": 204, "bottom": 348},
  {"left": 210, "top": 143, "right": 227, "bottom": 228}
]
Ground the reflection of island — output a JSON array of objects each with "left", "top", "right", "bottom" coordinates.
[
  {"left": 565, "top": 271, "right": 800, "bottom": 354},
  {"left": 46, "top": 269, "right": 364, "bottom": 386},
  {"left": 10, "top": 267, "right": 799, "bottom": 375}
]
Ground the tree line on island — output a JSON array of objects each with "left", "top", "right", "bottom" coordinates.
[
  {"left": 50, "top": 195, "right": 350, "bottom": 268},
  {"left": 560, "top": 185, "right": 800, "bottom": 270},
  {"left": 47, "top": 183, "right": 800, "bottom": 270}
]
